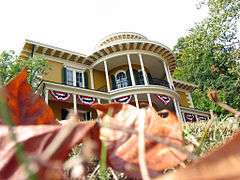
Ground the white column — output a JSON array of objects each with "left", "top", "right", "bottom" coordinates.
[
  {"left": 134, "top": 94, "right": 139, "bottom": 108},
  {"left": 73, "top": 94, "right": 77, "bottom": 113},
  {"left": 187, "top": 92, "right": 194, "bottom": 108},
  {"left": 127, "top": 54, "right": 135, "bottom": 86},
  {"left": 73, "top": 70, "right": 76, "bottom": 86},
  {"left": 163, "top": 61, "right": 174, "bottom": 90},
  {"left": 82, "top": 71, "right": 85, "bottom": 88},
  {"left": 173, "top": 98, "right": 184, "bottom": 122},
  {"left": 147, "top": 93, "right": 152, "bottom": 107},
  {"left": 138, "top": 54, "right": 148, "bottom": 85},
  {"left": 97, "top": 98, "right": 101, "bottom": 104},
  {"left": 45, "top": 89, "right": 49, "bottom": 105},
  {"left": 90, "top": 69, "right": 94, "bottom": 89},
  {"left": 104, "top": 60, "right": 110, "bottom": 92}
]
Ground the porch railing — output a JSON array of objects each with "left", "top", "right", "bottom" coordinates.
[{"left": 149, "top": 78, "right": 169, "bottom": 88}]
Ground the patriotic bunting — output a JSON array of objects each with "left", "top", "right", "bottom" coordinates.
[
  {"left": 50, "top": 90, "right": 71, "bottom": 101},
  {"left": 184, "top": 112, "right": 197, "bottom": 122},
  {"left": 115, "top": 95, "right": 132, "bottom": 104},
  {"left": 196, "top": 115, "right": 208, "bottom": 121},
  {"left": 184, "top": 112, "right": 209, "bottom": 122},
  {"left": 156, "top": 94, "right": 172, "bottom": 105},
  {"left": 77, "top": 95, "right": 96, "bottom": 105}
]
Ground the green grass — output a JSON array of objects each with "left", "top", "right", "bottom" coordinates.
[{"left": 183, "top": 118, "right": 239, "bottom": 156}]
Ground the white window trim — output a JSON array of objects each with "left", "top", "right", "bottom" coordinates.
[
  {"left": 65, "top": 67, "right": 85, "bottom": 88},
  {"left": 115, "top": 70, "right": 128, "bottom": 88},
  {"left": 114, "top": 70, "right": 126, "bottom": 78}
]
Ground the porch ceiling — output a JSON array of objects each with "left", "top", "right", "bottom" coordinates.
[{"left": 94, "top": 54, "right": 166, "bottom": 80}]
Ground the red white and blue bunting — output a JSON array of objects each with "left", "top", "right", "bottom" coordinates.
[
  {"left": 50, "top": 90, "right": 71, "bottom": 101},
  {"left": 156, "top": 94, "right": 172, "bottom": 105},
  {"left": 115, "top": 95, "right": 132, "bottom": 104},
  {"left": 77, "top": 95, "right": 96, "bottom": 106},
  {"left": 184, "top": 113, "right": 197, "bottom": 122},
  {"left": 196, "top": 115, "right": 208, "bottom": 121},
  {"left": 183, "top": 112, "right": 209, "bottom": 122}
]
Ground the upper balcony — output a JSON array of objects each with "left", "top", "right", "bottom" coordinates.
[{"left": 92, "top": 53, "right": 174, "bottom": 92}]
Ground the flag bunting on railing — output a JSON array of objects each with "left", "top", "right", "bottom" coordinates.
[
  {"left": 156, "top": 94, "right": 172, "bottom": 105},
  {"left": 77, "top": 95, "right": 96, "bottom": 105},
  {"left": 183, "top": 113, "right": 209, "bottom": 122},
  {"left": 115, "top": 95, "right": 132, "bottom": 104},
  {"left": 183, "top": 112, "right": 197, "bottom": 122},
  {"left": 196, "top": 115, "right": 208, "bottom": 121},
  {"left": 49, "top": 90, "right": 71, "bottom": 101}
]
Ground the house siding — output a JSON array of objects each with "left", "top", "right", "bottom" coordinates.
[{"left": 43, "top": 60, "right": 63, "bottom": 83}]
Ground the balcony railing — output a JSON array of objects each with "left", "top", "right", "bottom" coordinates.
[
  {"left": 98, "top": 79, "right": 169, "bottom": 92},
  {"left": 149, "top": 78, "right": 169, "bottom": 88}
]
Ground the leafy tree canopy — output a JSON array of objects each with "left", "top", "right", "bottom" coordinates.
[
  {"left": 0, "top": 50, "right": 48, "bottom": 90},
  {"left": 173, "top": 0, "right": 240, "bottom": 115}
]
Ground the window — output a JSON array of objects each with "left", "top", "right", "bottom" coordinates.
[
  {"left": 66, "top": 69, "right": 73, "bottom": 85},
  {"left": 138, "top": 69, "right": 144, "bottom": 85},
  {"left": 65, "top": 68, "right": 84, "bottom": 87},
  {"left": 76, "top": 72, "right": 83, "bottom": 87},
  {"left": 115, "top": 71, "right": 128, "bottom": 88}
]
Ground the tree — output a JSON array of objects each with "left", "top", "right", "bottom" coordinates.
[
  {"left": 0, "top": 50, "right": 48, "bottom": 90},
  {"left": 173, "top": 0, "right": 240, "bottom": 115}
]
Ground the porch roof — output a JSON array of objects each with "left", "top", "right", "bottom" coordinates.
[
  {"left": 20, "top": 36, "right": 176, "bottom": 73},
  {"left": 173, "top": 79, "right": 198, "bottom": 91}
]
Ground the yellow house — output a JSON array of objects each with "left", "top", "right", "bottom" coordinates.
[{"left": 20, "top": 32, "right": 210, "bottom": 122}]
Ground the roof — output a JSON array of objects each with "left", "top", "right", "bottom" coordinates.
[
  {"left": 173, "top": 79, "right": 198, "bottom": 91},
  {"left": 20, "top": 39, "right": 90, "bottom": 65},
  {"left": 20, "top": 32, "right": 177, "bottom": 72}
]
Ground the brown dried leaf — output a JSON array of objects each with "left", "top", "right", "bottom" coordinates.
[
  {"left": 157, "top": 131, "right": 240, "bottom": 180},
  {"left": 0, "top": 122, "right": 99, "bottom": 179},
  {"left": 207, "top": 90, "right": 219, "bottom": 103},
  {"left": 92, "top": 103, "right": 186, "bottom": 178},
  {"left": 0, "top": 70, "right": 56, "bottom": 125}
]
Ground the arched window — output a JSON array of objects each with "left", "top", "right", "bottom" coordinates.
[{"left": 115, "top": 71, "right": 128, "bottom": 88}]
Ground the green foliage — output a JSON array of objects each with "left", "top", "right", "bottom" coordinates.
[
  {"left": 0, "top": 50, "right": 48, "bottom": 90},
  {"left": 173, "top": 0, "right": 240, "bottom": 115}
]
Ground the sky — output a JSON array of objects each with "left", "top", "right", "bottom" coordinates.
[{"left": 0, "top": 0, "right": 209, "bottom": 55}]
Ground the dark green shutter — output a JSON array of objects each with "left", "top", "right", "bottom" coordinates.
[
  {"left": 126, "top": 69, "right": 132, "bottom": 86},
  {"left": 147, "top": 73, "right": 152, "bottom": 84},
  {"left": 84, "top": 71, "right": 88, "bottom": 89},
  {"left": 111, "top": 75, "right": 116, "bottom": 90},
  {"left": 62, "top": 67, "right": 66, "bottom": 84},
  {"left": 133, "top": 69, "right": 139, "bottom": 85}
]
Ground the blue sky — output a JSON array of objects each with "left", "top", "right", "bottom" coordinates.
[{"left": 0, "top": 0, "right": 209, "bottom": 55}]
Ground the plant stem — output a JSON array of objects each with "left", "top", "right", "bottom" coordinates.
[{"left": 99, "top": 142, "right": 107, "bottom": 180}]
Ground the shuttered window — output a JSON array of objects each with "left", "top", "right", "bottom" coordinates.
[
  {"left": 76, "top": 72, "right": 83, "bottom": 87},
  {"left": 63, "top": 67, "right": 88, "bottom": 88},
  {"left": 66, "top": 69, "right": 74, "bottom": 85}
]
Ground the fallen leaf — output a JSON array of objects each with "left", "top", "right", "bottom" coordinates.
[
  {"left": 0, "top": 70, "right": 56, "bottom": 125},
  {"left": 92, "top": 103, "right": 186, "bottom": 179},
  {"left": 0, "top": 121, "right": 99, "bottom": 179},
  {"left": 157, "top": 131, "right": 240, "bottom": 180}
]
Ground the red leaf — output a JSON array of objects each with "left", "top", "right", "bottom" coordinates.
[
  {"left": 0, "top": 122, "right": 100, "bottom": 179},
  {"left": 92, "top": 103, "right": 186, "bottom": 178},
  {"left": 0, "top": 70, "right": 56, "bottom": 125}
]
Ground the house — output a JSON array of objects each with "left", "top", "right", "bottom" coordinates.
[{"left": 20, "top": 32, "right": 210, "bottom": 122}]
